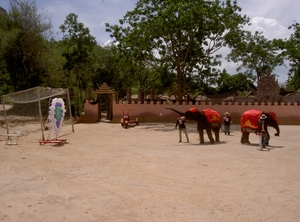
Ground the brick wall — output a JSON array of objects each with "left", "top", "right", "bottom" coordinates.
[{"left": 84, "top": 100, "right": 300, "bottom": 125}]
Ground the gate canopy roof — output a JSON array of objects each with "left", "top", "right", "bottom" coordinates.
[{"left": 94, "top": 83, "right": 115, "bottom": 95}]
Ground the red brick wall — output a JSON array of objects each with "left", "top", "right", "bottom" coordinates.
[{"left": 84, "top": 100, "right": 300, "bottom": 125}]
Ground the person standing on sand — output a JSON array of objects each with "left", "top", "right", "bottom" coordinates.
[
  {"left": 223, "top": 112, "right": 232, "bottom": 135},
  {"left": 257, "top": 113, "right": 269, "bottom": 148},
  {"left": 175, "top": 116, "right": 189, "bottom": 143}
]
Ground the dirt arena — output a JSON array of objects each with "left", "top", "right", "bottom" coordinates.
[{"left": 0, "top": 122, "right": 299, "bottom": 222}]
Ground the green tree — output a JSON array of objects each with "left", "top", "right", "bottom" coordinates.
[
  {"left": 0, "top": 7, "right": 11, "bottom": 94},
  {"left": 59, "top": 13, "right": 97, "bottom": 115},
  {"left": 215, "top": 70, "right": 254, "bottom": 96},
  {"left": 227, "top": 31, "right": 284, "bottom": 83},
  {"left": 106, "top": 0, "right": 249, "bottom": 103},
  {"left": 0, "top": 0, "right": 52, "bottom": 92},
  {"left": 276, "top": 22, "right": 300, "bottom": 90},
  {"left": 95, "top": 45, "right": 134, "bottom": 96},
  {"left": 94, "top": 44, "right": 170, "bottom": 101},
  {"left": 41, "top": 39, "right": 67, "bottom": 88}
]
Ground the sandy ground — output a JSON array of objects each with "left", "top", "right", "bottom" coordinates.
[{"left": 0, "top": 121, "right": 300, "bottom": 222}]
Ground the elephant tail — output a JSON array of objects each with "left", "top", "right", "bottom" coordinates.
[{"left": 219, "top": 123, "right": 225, "bottom": 132}]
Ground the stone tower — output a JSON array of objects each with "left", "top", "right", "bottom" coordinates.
[{"left": 256, "top": 69, "right": 282, "bottom": 103}]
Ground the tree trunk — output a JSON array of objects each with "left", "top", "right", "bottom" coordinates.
[{"left": 177, "top": 68, "right": 182, "bottom": 104}]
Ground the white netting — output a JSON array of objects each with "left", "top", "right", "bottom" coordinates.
[{"left": 0, "top": 86, "right": 73, "bottom": 142}]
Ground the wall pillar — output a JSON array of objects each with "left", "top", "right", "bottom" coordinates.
[
  {"left": 150, "top": 89, "right": 155, "bottom": 102},
  {"left": 127, "top": 88, "right": 132, "bottom": 104},
  {"left": 86, "top": 88, "right": 91, "bottom": 101},
  {"left": 138, "top": 88, "right": 142, "bottom": 103}
]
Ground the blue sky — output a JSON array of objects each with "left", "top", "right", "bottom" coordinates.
[{"left": 1, "top": 0, "right": 300, "bottom": 83}]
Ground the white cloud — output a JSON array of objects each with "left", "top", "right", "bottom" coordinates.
[
  {"left": 102, "top": 39, "right": 115, "bottom": 47},
  {"left": 246, "top": 17, "right": 291, "bottom": 40}
]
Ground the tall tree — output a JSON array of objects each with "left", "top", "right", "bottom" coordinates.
[
  {"left": 59, "top": 13, "right": 97, "bottom": 115},
  {"left": 276, "top": 22, "right": 300, "bottom": 90},
  {"left": 86, "top": 44, "right": 131, "bottom": 99},
  {"left": 41, "top": 39, "right": 67, "bottom": 88},
  {"left": 227, "top": 31, "right": 284, "bottom": 83},
  {"left": 215, "top": 70, "right": 254, "bottom": 96},
  {"left": 106, "top": 0, "right": 249, "bottom": 103},
  {"left": 0, "top": 7, "right": 11, "bottom": 94},
  {"left": 0, "top": 0, "right": 52, "bottom": 91}
]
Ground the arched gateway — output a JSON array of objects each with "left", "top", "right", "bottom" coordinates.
[{"left": 90, "top": 83, "right": 116, "bottom": 121}]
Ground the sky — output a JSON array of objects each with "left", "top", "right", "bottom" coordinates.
[{"left": 1, "top": 0, "right": 300, "bottom": 84}]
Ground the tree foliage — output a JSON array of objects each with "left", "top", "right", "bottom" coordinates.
[
  {"left": 275, "top": 22, "right": 300, "bottom": 90},
  {"left": 0, "top": 0, "right": 52, "bottom": 91},
  {"left": 1, "top": 0, "right": 299, "bottom": 105},
  {"left": 106, "top": 0, "right": 249, "bottom": 102},
  {"left": 59, "top": 13, "right": 97, "bottom": 114},
  {"left": 227, "top": 31, "right": 284, "bottom": 83},
  {"left": 89, "top": 44, "right": 130, "bottom": 99},
  {"left": 215, "top": 70, "right": 254, "bottom": 96},
  {"left": 41, "top": 39, "right": 67, "bottom": 88}
]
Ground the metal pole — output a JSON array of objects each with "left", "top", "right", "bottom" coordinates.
[
  {"left": 1, "top": 96, "right": 9, "bottom": 137},
  {"left": 37, "top": 87, "right": 45, "bottom": 140},
  {"left": 67, "top": 89, "right": 74, "bottom": 132}
]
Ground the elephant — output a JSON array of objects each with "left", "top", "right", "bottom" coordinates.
[
  {"left": 240, "top": 109, "right": 280, "bottom": 145},
  {"left": 166, "top": 107, "right": 222, "bottom": 144}
]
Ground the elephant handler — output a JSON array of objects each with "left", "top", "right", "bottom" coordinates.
[
  {"left": 223, "top": 112, "right": 232, "bottom": 135},
  {"left": 175, "top": 116, "right": 189, "bottom": 143},
  {"left": 257, "top": 113, "right": 269, "bottom": 148}
]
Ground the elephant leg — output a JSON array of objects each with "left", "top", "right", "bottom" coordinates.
[
  {"left": 241, "top": 132, "right": 250, "bottom": 144},
  {"left": 245, "top": 133, "right": 250, "bottom": 143},
  {"left": 240, "top": 132, "right": 245, "bottom": 143},
  {"left": 206, "top": 129, "right": 215, "bottom": 144},
  {"left": 213, "top": 128, "right": 220, "bottom": 142},
  {"left": 198, "top": 130, "right": 205, "bottom": 144},
  {"left": 197, "top": 127, "right": 206, "bottom": 144}
]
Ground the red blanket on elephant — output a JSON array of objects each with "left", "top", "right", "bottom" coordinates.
[
  {"left": 202, "top": 109, "right": 221, "bottom": 123},
  {"left": 240, "top": 109, "right": 262, "bottom": 130}
]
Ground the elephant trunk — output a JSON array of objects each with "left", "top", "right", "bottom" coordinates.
[
  {"left": 89, "top": 98, "right": 99, "bottom": 105},
  {"left": 274, "top": 124, "right": 280, "bottom": 136},
  {"left": 165, "top": 108, "right": 185, "bottom": 117}
]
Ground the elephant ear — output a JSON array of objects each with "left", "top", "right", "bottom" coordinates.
[
  {"left": 188, "top": 107, "right": 199, "bottom": 113},
  {"left": 186, "top": 110, "right": 201, "bottom": 119},
  {"left": 186, "top": 107, "right": 201, "bottom": 119},
  {"left": 268, "top": 112, "right": 278, "bottom": 124}
]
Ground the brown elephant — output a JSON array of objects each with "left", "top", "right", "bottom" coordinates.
[
  {"left": 166, "top": 107, "right": 222, "bottom": 144},
  {"left": 240, "top": 109, "right": 280, "bottom": 145}
]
